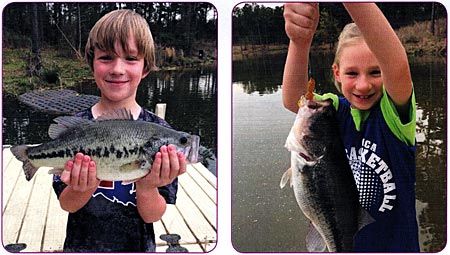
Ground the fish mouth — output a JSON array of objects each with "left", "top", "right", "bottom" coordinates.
[
  {"left": 286, "top": 98, "right": 334, "bottom": 161},
  {"left": 306, "top": 98, "right": 332, "bottom": 109}
]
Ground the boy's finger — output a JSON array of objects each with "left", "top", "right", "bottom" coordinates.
[
  {"left": 78, "top": 155, "right": 91, "bottom": 188},
  {"left": 160, "top": 145, "right": 170, "bottom": 180},
  {"left": 151, "top": 152, "right": 162, "bottom": 177},
  {"left": 61, "top": 160, "right": 73, "bottom": 184},
  {"left": 167, "top": 145, "right": 180, "bottom": 179},
  {"left": 70, "top": 153, "right": 83, "bottom": 186},
  {"left": 87, "top": 161, "right": 99, "bottom": 188},
  {"left": 175, "top": 152, "right": 187, "bottom": 178}
]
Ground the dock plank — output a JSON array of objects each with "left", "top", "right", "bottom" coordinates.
[
  {"left": 2, "top": 169, "right": 33, "bottom": 245},
  {"left": 191, "top": 163, "right": 217, "bottom": 188},
  {"left": 18, "top": 170, "right": 53, "bottom": 252},
  {"left": 42, "top": 191, "right": 68, "bottom": 252},
  {"left": 2, "top": 148, "right": 22, "bottom": 212},
  {"left": 185, "top": 164, "right": 217, "bottom": 203},
  {"left": 156, "top": 243, "right": 205, "bottom": 252},
  {"left": 2, "top": 147, "right": 216, "bottom": 252},
  {"left": 161, "top": 205, "right": 197, "bottom": 244},
  {"left": 176, "top": 186, "right": 216, "bottom": 251},
  {"left": 154, "top": 220, "right": 167, "bottom": 246},
  {"left": 178, "top": 172, "right": 216, "bottom": 226}
]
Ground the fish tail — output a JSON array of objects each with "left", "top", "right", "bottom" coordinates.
[
  {"left": 10, "top": 145, "right": 38, "bottom": 181},
  {"left": 10, "top": 145, "right": 29, "bottom": 162}
]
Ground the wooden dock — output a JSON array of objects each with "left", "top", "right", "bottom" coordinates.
[{"left": 2, "top": 146, "right": 217, "bottom": 252}]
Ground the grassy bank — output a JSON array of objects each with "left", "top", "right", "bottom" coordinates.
[
  {"left": 2, "top": 48, "right": 92, "bottom": 97},
  {"left": 2, "top": 43, "right": 216, "bottom": 97},
  {"left": 396, "top": 19, "right": 446, "bottom": 57},
  {"left": 233, "top": 18, "right": 447, "bottom": 59}
]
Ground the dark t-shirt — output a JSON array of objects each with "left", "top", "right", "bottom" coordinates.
[
  {"left": 335, "top": 97, "right": 419, "bottom": 252},
  {"left": 52, "top": 108, "right": 178, "bottom": 252}
]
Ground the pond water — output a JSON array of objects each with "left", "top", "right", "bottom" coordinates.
[
  {"left": 2, "top": 67, "right": 217, "bottom": 175},
  {"left": 232, "top": 52, "right": 446, "bottom": 252}
]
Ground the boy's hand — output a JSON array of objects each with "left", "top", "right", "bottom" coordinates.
[
  {"left": 61, "top": 153, "right": 100, "bottom": 192},
  {"left": 137, "top": 144, "right": 187, "bottom": 189},
  {"left": 284, "top": 3, "right": 319, "bottom": 44}
]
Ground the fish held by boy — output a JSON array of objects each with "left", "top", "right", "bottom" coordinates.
[
  {"left": 280, "top": 89, "right": 374, "bottom": 252},
  {"left": 11, "top": 109, "right": 200, "bottom": 182}
]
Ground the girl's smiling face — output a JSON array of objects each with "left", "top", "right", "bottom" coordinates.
[
  {"left": 333, "top": 41, "right": 383, "bottom": 110},
  {"left": 93, "top": 34, "right": 149, "bottom": 104}
]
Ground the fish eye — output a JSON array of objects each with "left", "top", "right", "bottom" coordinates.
[{"left": 179, "top": 136, "right": 188, "bottom": 145}]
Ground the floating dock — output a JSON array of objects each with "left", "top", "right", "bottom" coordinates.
[{"left": 2, "top": 147, "right": 217, "bottom": 252}]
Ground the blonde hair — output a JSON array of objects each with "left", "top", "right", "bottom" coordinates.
[
  {"left": 85, "top": 9, "right": 156, "bottom": 73},
  {"left": 332, "top": 23, "right": 364, "bottom": 92}
]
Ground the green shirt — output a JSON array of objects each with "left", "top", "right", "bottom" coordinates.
[{"left": 315, "top": 87, "right": 416, "bottom": 146}]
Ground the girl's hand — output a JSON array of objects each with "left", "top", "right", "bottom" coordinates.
[
  {"left": 61, "top": 152, "right": 100, "bottom": 192},
  {"left": 284, "top": 3, "right": 320, "bottom": 44},
  {"left": 137, "top": 144, "right": 187, "bottom": 189}
]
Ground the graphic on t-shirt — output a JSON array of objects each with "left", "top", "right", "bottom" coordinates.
[
  {"left": 93, "top": 181, "right": 137, "bottom": 206},
  {"left": 347, "top": 139, "right": 397, "bottom": 212}
]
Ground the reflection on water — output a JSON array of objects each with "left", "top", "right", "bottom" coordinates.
[
  {"left": 411, "top": 60, "right": 447, "bottom": 252},
  {"left": 2, "top": 67, "right": 217, "bottom": 175},
  {"left": 232, "top": 52, "right": 446, "bottom": 252}
]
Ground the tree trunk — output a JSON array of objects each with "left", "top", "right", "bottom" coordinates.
[
  {"left": 430, "top": 3, "right": 436, "bottom": 35},
  {"left": 29, "top": 3, "right": 41, "bottom": 77}
]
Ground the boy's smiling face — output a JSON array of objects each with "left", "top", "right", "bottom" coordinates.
[
  {"left": 333, "top": 41, "right": 383, "bottom": 110},
  {"left": 93, "top": 33, "right": 149, "bottom": 104}
]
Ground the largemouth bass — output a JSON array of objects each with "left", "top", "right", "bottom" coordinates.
[
  {"left": 11, "top": 109, "right": 200, "bottom": 182},
  {"left": 280, "top": 98, "right": 374, "bottom": 252}
]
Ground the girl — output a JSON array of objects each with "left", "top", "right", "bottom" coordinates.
[{"left": 282, "top": 3, "right": 418, "bottom": 251}]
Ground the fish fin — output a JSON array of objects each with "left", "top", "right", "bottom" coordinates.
[
  {"left": 119, "top": 161, "right": 141, "bottom": 172},
  {"left": 10, "top": 145, "right": 38, "bottom": 181},
  {"left": 120, "top": 159, "right": 150, "bottom": 184},
  {"left": 280, "top": 168, "right": 292, "bottom": 189},
  {"left": 96, "top": 108, "right": 134, "bottom": 120},
  {"left": 357, "top": 207, "right": 375, "bottom": 231},
  {"left": 47, "top": 167, "right": 64, "bottom": 175},
  {"left": 48, "top": 116, "right": 92, "bottom": 139},
  {"left": 22, "top": 160, "right": 39, "bottom": 181},
  {"left": 119, "top": 159, "right": 150, "bottom": 172},
  {"left": 306, "top": 222, "right": 327, "bottom": 252}
]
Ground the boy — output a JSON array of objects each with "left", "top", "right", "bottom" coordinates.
[{"left": 52, "top": 9, "right": 186, "bottom": 252}]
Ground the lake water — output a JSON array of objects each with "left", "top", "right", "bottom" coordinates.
[
  {"left": 232, "top": 52, "right": 446, "bottom": 252},
  {"left": 2, "top": 67, "right": 217, "bottom": 175}
]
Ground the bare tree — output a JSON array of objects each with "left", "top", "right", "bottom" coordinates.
[{"left": 29, "top": 3, "right": 41, "bottom": 77}]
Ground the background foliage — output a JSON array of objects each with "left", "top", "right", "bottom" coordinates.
[
  {"left": 3, "top": 2, "right": 217, "bottom": 58},
  {"left": 2, "top": 2, "right": 217, "bottom": 96},
  {"left": 232, "top": 3, "right": 446, "bottom": 47}
]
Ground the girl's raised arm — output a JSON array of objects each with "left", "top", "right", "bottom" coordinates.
[
  {"left": 282, "top": 3, "right": 319, "bottom": 113},
  {"left": 343, "top": 3, "right": 412, "bottom": 113}
]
